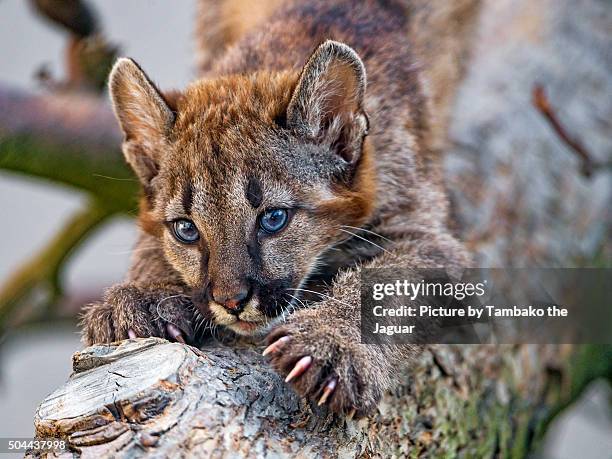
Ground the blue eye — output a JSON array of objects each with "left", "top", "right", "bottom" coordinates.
[
  {"left": 172, "top": 219, "right": 199, "bottom": 243},
  {"left": 260, "top": 209, "right": 289, "bottom": 234}
]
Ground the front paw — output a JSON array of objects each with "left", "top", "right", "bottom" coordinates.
[
  {"left": 263, "top": 309, "right": 385, "bottom": 417},
  {"left": 80, "top": 284, "right": 194, "bottom": 345}
]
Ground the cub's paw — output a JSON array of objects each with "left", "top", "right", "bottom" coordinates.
[
  {"left": 80, "top": 284, "right": 194, "bottom": 345},
  {"left": 263, "top": 309, "right": 385, "bottom": 417}
]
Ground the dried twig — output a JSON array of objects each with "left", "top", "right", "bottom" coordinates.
[
  {"left": 30, "top": 0, "right": 118, "bottom": 92},
  {"left": 532, "top": 84, "right": 596, "bottom": 178}
]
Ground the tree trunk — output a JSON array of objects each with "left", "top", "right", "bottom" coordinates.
[{"left": 29, "top": 338, "right": 610, "bottom": 458}]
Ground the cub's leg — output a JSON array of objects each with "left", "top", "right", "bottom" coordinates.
[
  {"left": 80, "top": 283, "right": 196, "bottom": 345},
  {"left": 264, "top": 232, "right": 471, "bottom": 416}
]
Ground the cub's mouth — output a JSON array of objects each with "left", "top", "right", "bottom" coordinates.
[
  {"left": 227, "top": 319, "right": 263, "bottom": 334},
  {"left": 206, "top": 298, "right": 270, "bottom": 336},
  {"left": 195, "top": 277, "right": 297, "bottom": 336}
]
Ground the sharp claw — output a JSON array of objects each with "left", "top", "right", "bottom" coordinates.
[
  {"left": 262, "top": 336, "right": 290, "bottom": 356},
  {"left": 128, "top": 329, "right": 137, "bottom": 340},
  {"left": 166, "top": 323, "right": 185, "bottom": 344},
  {"left": 318, "top": 378, "right": 337, "bottom": 406},
  {"left": 347, "top": 408, "right": 356, "bottom": 420},
  {"left": 285, "top": 356, "right": 312, "bottom": 383}
]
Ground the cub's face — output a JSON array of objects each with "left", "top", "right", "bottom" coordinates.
[{"left": 109, "top": 41, "right": 374, "bottom": 335}]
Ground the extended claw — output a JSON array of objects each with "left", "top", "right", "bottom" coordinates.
[
  {"left": 166, "top": 323, "right": 185, "bottom": 343},
  {"left": 285, "top": 356, "right": 313, "bottom": 383},
  {"left": 318, "top": 378, "right": 337, "bottom": 406},
  {"left": 262, "top": 336, "right": 291, "bottom": 356},
  {"left": 128, "top": 329, "right": 137, "bottom": 340},
  {"left": 347, "top": 408, "right": 356, "bottom": 420}
]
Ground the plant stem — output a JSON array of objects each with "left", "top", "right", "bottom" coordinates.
[{"left": 0, "top": 202, "right": 114, "bottom": 330}]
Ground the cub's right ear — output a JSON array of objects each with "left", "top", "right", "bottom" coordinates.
[{"left": 108, "top": 58, "right": 175, "bottom": 187}]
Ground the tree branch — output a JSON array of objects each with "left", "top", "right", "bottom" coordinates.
[
  {"left": 30, "top": 0, "right": 118, "bottom": 92},
  {"left": 0, "top": 86, "right": 137, "bottom": 211},
  {"left": 0, "top": 86, "right": 139, "bottom": 329},
  {"left": 0, "top": 203, "right": 113, "bottom": 330},
  {"left": 29, "top": 339, "right": 611, "bottom": 457}
]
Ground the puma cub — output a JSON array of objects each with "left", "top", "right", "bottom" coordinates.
[{"left": 82, "top": 0, "right": 477, "bottom": 416}]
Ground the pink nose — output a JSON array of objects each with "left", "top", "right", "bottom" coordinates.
[
  {"left": 223, "top": 298, "right": 241, "bottom": 311},
  {"left": 212, "top": 289, "right": 249, "bottom": 315}
]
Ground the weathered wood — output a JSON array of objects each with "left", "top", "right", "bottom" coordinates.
[{"left": 31, "top": 338, "right": 609, "bottom": 458}]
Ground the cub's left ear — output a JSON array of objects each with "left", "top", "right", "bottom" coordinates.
[{"left": 287, "top": 40, "right": 368, "bottom": 164}]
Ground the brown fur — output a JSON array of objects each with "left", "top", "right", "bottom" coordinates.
[{"left": 81, "top": 0, "right": 480, "bottom": 416}]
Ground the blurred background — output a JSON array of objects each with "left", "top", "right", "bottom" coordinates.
[{"left": 0, "top": 0, "right": 610, "bottom": 458}]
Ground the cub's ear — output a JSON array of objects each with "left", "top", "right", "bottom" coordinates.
[
  {"left": 287, "top": 40, "right": 368, "bottom": 164},
  {"left": 108, "top": 58, "right": 175, "bottom": 186}
]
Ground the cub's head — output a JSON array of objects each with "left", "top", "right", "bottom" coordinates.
[{"left": 109, "top": 41, "right": 375, "bottom": 335}]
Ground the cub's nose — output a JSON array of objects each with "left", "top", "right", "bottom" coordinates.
[{"left": 212, "top": 288, "right": 250, "bottom": 315}]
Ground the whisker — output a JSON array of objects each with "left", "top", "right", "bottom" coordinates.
[
  {"left": 92, "top": 173, "right": 137, "bottom": 182},
  {"left": 338, "top": 228, "right": 392, "bottom": 255},
  {"left": 280, "top": 296, "right": 301, "bottom": 323},
  {"left": 154, "top": 294, "right": 190, "bottom": 325},
  {"left": 340, "top": 225, "right": 394, "bottom": 244},
  {"left": 193, "top": 308, "right": 212, "bottom": 338},
  {"left": 286, "top": 287, "right": 353, "bottom": 308},
  {"left": 286, "top": 299, "right": 298, "bottom": 317},
  {"left": 107, "top": 246, "right": 159, "bottom": 255},
  {"left": 285, "top": 293, "right": 308, "bottom": 310},
  {"left": 200, "top": 318, "right": 213, "bottom": 337},
  {"left": 280, "top": 302, "right": 288, "bottom": 323}
]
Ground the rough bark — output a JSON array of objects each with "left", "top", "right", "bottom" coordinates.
[{"left": 29, "top": 338, "right": 611, "bottom": 458}]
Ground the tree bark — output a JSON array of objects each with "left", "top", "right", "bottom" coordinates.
[{"left": 29, "top": 338, "right": 610, "bottom": 458}]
